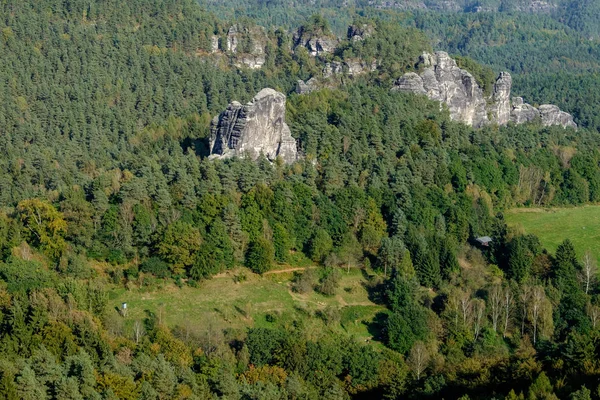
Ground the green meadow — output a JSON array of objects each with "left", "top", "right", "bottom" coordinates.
[
  {"left": 505, "top": 206, "right": 600, "bottom": 262},
  {"left": 109, "top": 267, "right": 384, "bottom": 342}
]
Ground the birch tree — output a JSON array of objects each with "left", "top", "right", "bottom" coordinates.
[
  {"left": 408, "top": 341, "right": 430, "bottom": 381},
  {"left": 581, "top": 250, "right": 596, "bottom": 295},
  {"left": 489, "top": 285, "right": 503, "bottom": 332},
  {"left": 502, "top": 285, "right": 514, "bottom": 338},
  {"left": 472, "top": 299, "right": 486, "bottom": 341},
  {"left": 459, "top": 289, "right": 472, "bottom": 328},
  {"left": 530, "top": 286, "right": 545, "bottom": 344},
  {"left": 520, "top": 285, "right": 531, "bottom": 336},
  {"left": 587, "top": 303, "right": 600, "bottom": 329}
]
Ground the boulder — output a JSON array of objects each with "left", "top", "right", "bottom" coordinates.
[
  {"left": 538, "top": 104, "right": 577, "bottom": 128},
  {"left": 391, "top": 72, "right": 425, "bottom": 94},
  {"left": 510, "top": 97, "right": 540, "bottom": 124},
  {"left": 209, "top": 89, "right": 298, "bottom": 163}
]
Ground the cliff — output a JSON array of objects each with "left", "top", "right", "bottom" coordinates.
[
  {"left": 293, "top": 26, "right": 338, "bottom": 56},
  {"left": 392, "top": 51, "right": 577, "bottom": 129},
  {"left": 207, "top": 24, "right": 269, "bottom": 69},
  {"left": 209, "top": 89, "right": 298, "bottom": 164}
]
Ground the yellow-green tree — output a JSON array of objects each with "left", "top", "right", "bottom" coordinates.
[
  {"left": 156, "top": 221, "right": 201, "bottom": 275},
  {"left": 17, "top": 199, "right": 67, "bottom": 260}
]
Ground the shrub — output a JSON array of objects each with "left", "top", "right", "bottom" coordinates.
[
  {"left": 317, "top": 267, "right": 340, "bottom": 296},
  {"left": 292, "top": 269, "right": 317, "bottom": 294},
  {"left": 140, "top": 257, "right": 171, "bottom": 279}
]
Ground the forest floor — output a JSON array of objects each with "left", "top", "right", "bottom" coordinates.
[
  {"left": 108, "top": 266, "right": 385, "bottom": 343},
  {"left": 505, "top": 205, "right": 600, "bottom": 263}
]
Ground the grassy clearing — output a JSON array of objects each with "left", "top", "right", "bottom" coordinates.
[
  {"left": 505, "top": 205, "right": 600, "bottom": 263},
  {"left": 109, "top": 266, "right": 384, "bottom": 342}
]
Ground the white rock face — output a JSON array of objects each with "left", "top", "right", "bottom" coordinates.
[
  {"left": 490, "top": 72, "right": 512, "bottom": 125},
  {"left": 510, "top": 97, "right": 540, "bottom": 124},
  {"left": 393, "top": 51, "right": 489, "bottom": 127},
  {"left": 209, "top": 89, "right": 298, "bottom": 164},
  {"left": 392, "top": 51, "right": 577, "bottom": 129},
  {"left": 226, "top": 25, "right": 267, "bottom": 69},
  {"left": 538, "top": 104, "right": 577, "bottom": 128},
  {"left": 210, "top": 36, "right": 219, "bottom": 53},
  {"left": 293, "top": 27, "right": 339, "bottom": 56}
]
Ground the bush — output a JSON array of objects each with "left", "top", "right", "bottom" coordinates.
[
  {"left": 125, "top": 264, "right": 140, "bottom": 280},
  {"left": 107, "top": 249, "right": 127, "bottom": 265},
  {"left": 318, "top": 306, "right": 341, "bottom": 325},
  {"left": 265, "top": 313, "right": 277, "bottom": 323},
  {"left": 65, "top": 253, "right": 94, "bottom": 279},
  {"left": 140, "top": 257, "right": 171, "bottom": 279},
  {"left": 233, "top": 272, "right": 248, "bottom": 283},
  {"left": 292, "top": 269, "right": 317, "bottom": 294},
  {"left": 317, "top": 267, "right": 341, "bottom": 296},
  {"left": 111, "top": 268, "right": 124, "bottom": 285}
]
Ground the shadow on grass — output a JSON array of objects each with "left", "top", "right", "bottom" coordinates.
[
  {"left": 360, "top": 269, "right": 386, "bottom": 305},
  {"left": 365, "top": 311, "right": 389, "bottom": 342},
  {"left": 234, "top": 305, "right": 249, "bottom": 318}
]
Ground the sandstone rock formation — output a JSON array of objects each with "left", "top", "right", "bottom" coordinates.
[
  {"left": 296, "top": 78, "right": 320, "bottom": 95},
  {"left": 392, "top": 52, "right": 489, "bottom": 127},
  {"left": 210, "top": 36, "right": 219, "bottom": 53},
  {"left": 293, "top": 26, "right": 338, "bottom": 56},
  {"left": 368, "top": 0, "right": 557, "bottom": 13},
  {"left": 538, "top": 104, "right": 577, "bottom": 128},
  {"left": 345, "top": 59, "right": 378, "bottom": 76},
  {"left": 510, "top": 97, "right": 540, "bottom": 124},
  {"left": 392, "top": 51, "right": 577, "bottom": 129},
  {"left": 296, "top": 58, "right": 377, "bottom": 94},
  {"left": 490, "top": 71, "right": 512, "bottom": 125},
  {"left": 226, "top": 25, "right": 268, "bottom": 69},
  {"left": 209, "top": 89, "right": 298, "bottom": 163},
  {"left": 347, "top": 24, "right": 375, "bottom": 41}
]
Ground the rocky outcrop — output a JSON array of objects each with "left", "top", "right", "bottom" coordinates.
[
  {"left": 510, "top": 97, "right": 540, "bottom": 124},
  {"left": 490, "top": 72, "right": 512, "bottom": 125},
  {"left": 347, "top": 24, "right": 375, "bottom": 41},
  {"left": 392, "top": 51, "right": 577, "bottom": 129},
  {"left": 209, "top": 89, "right": 298, "bottom": 163},
  {"left": 210, "top": 36, "right": 219, "bottom": 53},
  {"left": 392, "top": 52, "right": 489, "bottom": 127},
  {"left": 226, "top": 25, "right": 268, "bottom": 69},
  {"left": 538, "top": 104, "right": 577, "bottom": 128},
  {"left": 296, "top": 78, "right": 320, "bottom": 95},
  {"left": 296, "top": 58, "right": 377, "bottom": 94},
  {"left": 392, "top": 72, "right": 426, "bottom": 94},
  {"left": 323, "top": 62, "right": 343, "bottom": 78},
  {"left": 345, "top": 59, "right": 378, "bottom": 76},
  {"left": 509, "top": 99, "right": 576, "bottom": 128},
  {"left": 293, "top": 26, "right": 338, "bottom": 56},
  {"left": 368, "top": 0, "right": 557, "bottom": 13}
]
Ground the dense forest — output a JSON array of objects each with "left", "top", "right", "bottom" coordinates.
[
  {"left": 2, "top": 0, "right": 600, "bottom": 399},
  {"left": 199, "top": 0, "right": 600, "bottom": 132}
]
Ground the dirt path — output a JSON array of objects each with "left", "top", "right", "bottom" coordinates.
[
  {"left": 263, "top": 266, "right": 317, "bottom": 275},
  {"left": 213, "top": 266, "right": 316, "bottom": 278}
]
